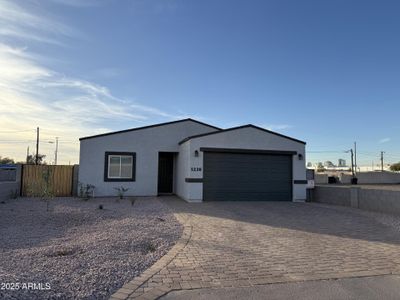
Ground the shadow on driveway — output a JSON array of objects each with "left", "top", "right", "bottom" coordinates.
[{"left": 162, "top": 196, "right": 400, "bottom": 246}]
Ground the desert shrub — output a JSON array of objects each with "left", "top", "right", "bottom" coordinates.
[
  {"left": 143, "top": 241, "right": 157, "bottom": 253},
  {"left": 114, "top": 186, "right": 129, "bottom": 200},
  {"left": 78, "top": 182, "right": 95, "bottom": 200},
  {"left": 9, "top": 189, "right": 18, "bottom": 199}
]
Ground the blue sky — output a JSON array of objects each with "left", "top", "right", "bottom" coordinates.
[{"left": 0, "top": 0, "right": 399, "bottom": 165}]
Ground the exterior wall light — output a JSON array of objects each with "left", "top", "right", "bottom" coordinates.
[
  {"left": 194, "top": 150, "right": 199, "bottom": 157},
  {"left": 298, "top": 154, "right": 303, "bottom": 160}
]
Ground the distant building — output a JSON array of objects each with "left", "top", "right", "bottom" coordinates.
[
  {"left": 338, "top": 159, "right": 346, "bottom": 167},
  {"left": 324, "top": 161, "right": 335, "bottom": 168}
]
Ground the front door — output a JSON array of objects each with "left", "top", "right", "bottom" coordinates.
[{"left": 158, "top": 152, "right": 174, "bottom": 194}]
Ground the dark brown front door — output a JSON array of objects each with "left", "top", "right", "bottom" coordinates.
[{"left": 158, "top": 152, "right": 174, "bottom": 194}]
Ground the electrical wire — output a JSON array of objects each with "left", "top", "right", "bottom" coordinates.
[{"left": 0, "top": 129, "right": 36, "bottom": 133}]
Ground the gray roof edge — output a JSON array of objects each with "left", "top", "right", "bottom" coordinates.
[
  {"left": 79, "top": 118, "right": 222, "bottom": 141},
  {"left": 178, "top": 124, "right": 306, "bottom": 145}
]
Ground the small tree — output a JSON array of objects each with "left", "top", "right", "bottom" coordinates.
[
  {"left": 27, "top": 167, "right": 54, "bottom": 211},
  {"left": 390, "top": 162, "right": 400, "bottom": 172},
  {"left": 26, "top": 154, "right": 46, "bottom": 165},
  {"left": 0, "top": 156, "right": 15, "bottom": 164},
  {"left": 41, "top": 167, "right": 54, "bottom": 211}
]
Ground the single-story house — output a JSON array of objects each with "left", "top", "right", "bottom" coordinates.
[{"left": 79, "top": 118, "right": 307, "bottom": 202}]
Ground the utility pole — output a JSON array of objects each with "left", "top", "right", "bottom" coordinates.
[
  {"left": 354, "top": 142, "right": 357, "bottom": 174},
  {"left": 54, "top": 137, "right": 59, "bottom": 165},
  {"left": 350, "top": 149, "right": 354, "bottom": 177},
  {"left": 346, "top": 149, "right": 355, "bottom": 177},
  {"left": 26, "top": 146, "right": 29, "bottom": 164},
  {"left": 35, "top": 127, "right": 39, "bottom": 165},
  {"left": 381, "top": 151, "right": 385, "bottom": 172}
]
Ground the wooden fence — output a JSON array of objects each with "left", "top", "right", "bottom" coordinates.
[{"left": 21, "top": 165, "right": 74, "bottom": 197}]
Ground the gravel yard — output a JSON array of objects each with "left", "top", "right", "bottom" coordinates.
[{"left": 0, "top": 197, "right": 182, "bottom": 300}]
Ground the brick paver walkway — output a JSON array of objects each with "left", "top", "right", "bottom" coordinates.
[{"left": 111, "top": 197, "right": 400, "bottom": 300}]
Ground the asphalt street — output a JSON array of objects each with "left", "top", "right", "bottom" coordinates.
[{"left": 161, "top": 275, "right": 400, "bottom": 300}]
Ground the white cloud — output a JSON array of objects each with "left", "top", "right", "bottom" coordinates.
[
  {"left": 379, "top": 137, "right": 391, "bottom": 144},
  {"left": 261, "top": 124, "right": 292, "bottom": 131},
  {"left": 0, "top": 0, "right": 187, "bottom": 164},
  {"left": 0, "top": 43, "right": 185, "bottom": 163}
]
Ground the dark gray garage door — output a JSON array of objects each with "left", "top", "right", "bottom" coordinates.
[{"left": 203, "top": 152, "right": 292, "bottom": 201}]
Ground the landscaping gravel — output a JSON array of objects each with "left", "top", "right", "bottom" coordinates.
[{"left": 0, "top": 197, "right": 183, "bottom": 300}]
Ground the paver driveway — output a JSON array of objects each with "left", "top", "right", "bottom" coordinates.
[{"left": 111, "top": 197, "right": 400, "bottom": 300}]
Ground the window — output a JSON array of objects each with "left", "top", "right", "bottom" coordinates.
[{"left": 104, "top": 152, "right": 135, "bottom": 182}]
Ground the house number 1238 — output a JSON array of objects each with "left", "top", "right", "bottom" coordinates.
[{"left": 191, "top": 167, "right": 202, "bottom": 172}]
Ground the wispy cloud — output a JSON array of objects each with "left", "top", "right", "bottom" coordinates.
[
  {"left": 0, "top": 0, "right": 78, "bottom": 45},
  {"left": 0, "top": 0, "right": 186, "bottom": 164},
  {"left": 47, "top": 0, "right": 106, "bottom": 7},
  {"left": 379, "top": 137, "right": 391, "bottom": 144},
  {"left": 261, "top": 124, "right": 292, "bottom": 131}
]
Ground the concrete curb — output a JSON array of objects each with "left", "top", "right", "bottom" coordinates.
[{"left": 110, "top": 213, "right": 192, "bottom": 300}]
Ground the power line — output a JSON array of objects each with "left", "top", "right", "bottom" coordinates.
[
  {"left": 0, "top": 140, "right": 37, "bottom": 143},
  {"left": 307, "top": 151, "right": 345, "bottom": 153},
  {"left": 0, "top": 140, "right": 78, "bottom": 144},
  {"left": 0, "top": 129, "right": 36, "bottom": 133}
]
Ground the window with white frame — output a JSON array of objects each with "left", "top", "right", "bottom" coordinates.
[{"left": 104, "top": 152, "right": 135, "bottom": 181}]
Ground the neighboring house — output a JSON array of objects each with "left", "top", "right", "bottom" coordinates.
[{"left": 79, "top": 118, "right": 307, "bottom": 202}]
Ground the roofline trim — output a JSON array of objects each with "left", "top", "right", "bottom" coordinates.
[
  {"left": 200, "top": 147, "right": 298, "bottom": 155},
  {"left": 79, "top": 118, "right": 222, "bottom": 141},
  {"left": 178, "top": 124, "right": 306, "bottom": 145}
]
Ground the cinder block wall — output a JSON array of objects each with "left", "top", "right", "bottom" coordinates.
[
  {"left": 358, "top": 189, "right": 400, "bottom": 215},
  {"left": 0, "top": 164, "right": 22, "bottom": 201},
  {"left": 315, "top": 174, "right": 328, "bottom": 184},
  {"left": 313, "top": 185, "right": 351, "bottom": 206},
  {"left": 340, "top": 172, "right": 400, "bottom": 184},
  {"left": 313, "top": 185, "right": 400, "bottom": 216}
]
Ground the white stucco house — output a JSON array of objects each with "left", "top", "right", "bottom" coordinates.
[{"left": 79, "top": 119, "right": 307, "bottom": 202}]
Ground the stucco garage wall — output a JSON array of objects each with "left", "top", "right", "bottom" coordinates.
[
  {"left": 175, "top": 142, "right": 190, "bottom": 200},
  {"left": 183, "top": 127, "right": 306, "bottom": 202},
  {"left": 79, "top": 121, "right": 217, "bottom": 197}
]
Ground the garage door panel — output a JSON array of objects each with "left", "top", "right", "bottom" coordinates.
[
  {"left": 203, "top": 152, "right": 292, "bottom": 201},
  {"left": 209, "top": 192, "right": 290, "bottom": 202}
]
